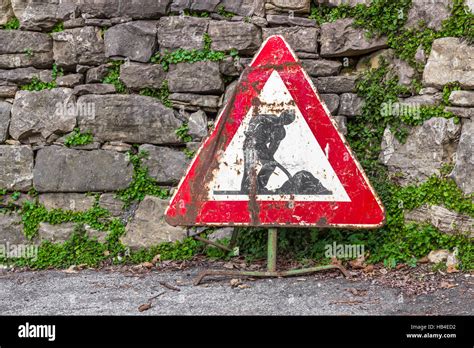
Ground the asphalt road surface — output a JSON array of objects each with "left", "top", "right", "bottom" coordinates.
[{"left": 0, "top": 266, "right": 472, "bottom": 315}]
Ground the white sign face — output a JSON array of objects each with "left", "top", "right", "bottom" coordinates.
[{"left": 208, "top": 71, "right": 351, "bottom": 202}]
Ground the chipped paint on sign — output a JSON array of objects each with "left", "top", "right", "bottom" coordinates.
[{"left": 165, "top": 35, "right": 385, "bottom": 228}]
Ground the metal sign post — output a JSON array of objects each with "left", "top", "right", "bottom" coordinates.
[
  {"left": 193, "top": 228, "right": 349, "bottom": 285},
  {"left": 165, "top": 36, "right": 385, "bottom": 285}
]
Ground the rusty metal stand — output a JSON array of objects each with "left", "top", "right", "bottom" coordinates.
[
  {"left": 192, "top": 228, "right": 240, "bottom": 253},
  {"left": 194, "top": 228, "right": 350, "bottom": 285}
]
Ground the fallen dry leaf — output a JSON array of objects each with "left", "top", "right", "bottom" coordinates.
[
  {"left": 158, "top": 281, "right": 180, "bottom": 291},
  {"left": 138, "top": 303, "right": 151, "bottom": 312},
  {"left": 446, "top": 265, "right": 459, "bottom": 274},
  {"left": 230, "top": 278, "right": 242, "bottom": 287},
  {"left": 223, "top": 262, "right": 235, "bottom": 269},
  {"left": 440, "top": 281, "right": 457, "bottom": 289},
  {"left": 152, "top": 254, "right": 161, "bottom": 265},
  {"left": 418, "top": 256, "right": 429, "bottom": 264},
  {"left": 349, "top": 255, "right": 366, "bottom": 269},
  {"left": 64, "top": 265, "right": 78, "bottom": 274},
  {"left": 363, "top": 265, "right": 374, "bottom": 273},
  {"left": 427, "top": 250, "right": 450, "bottom": 264},
  {"left": 238, "top": 284, "right": 251, "bottom": 289},
  {"left": 141, "top": 262, "right": 154, "bottom": 269},
  {"left": 446, "top": 250, "right": 459, "bottom": 272}
]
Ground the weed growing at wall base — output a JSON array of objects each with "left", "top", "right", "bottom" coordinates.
[
  {"left": 1, "top": 224, "right": 116, "bottom": 269},
  {"left": 125, "top": 237, "right": 204, "bottom": 264},
  {"left": 0, "top": 220, "right": 207, "bottom": 269},
  {"left": 374, "top": 176, "right": 473, "bottom": 269},
  {"left": 20, "top": 198, "right": 113, "bottom": 240},
  {"left": 0, "top": 206, "right": 127, "bottom": 268}
]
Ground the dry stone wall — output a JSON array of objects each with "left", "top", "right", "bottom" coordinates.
[{"left": 0, "top": 0, "right": 472, "bottom": 250}]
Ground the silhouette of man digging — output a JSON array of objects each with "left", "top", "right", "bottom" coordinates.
[
  {"left": 239, "top": 109, "right": 332, "bottom": 196},
  {"left": 240, "top": 110, "right": 295, "bottom": 193}
]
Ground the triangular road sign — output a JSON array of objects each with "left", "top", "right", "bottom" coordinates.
[{"left": 165, "top": 35, "right": 385, "bottom": 228}]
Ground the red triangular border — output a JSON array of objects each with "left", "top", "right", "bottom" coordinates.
[{"left": 165, "top": 36, "right": 385, "bottom": 228}]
